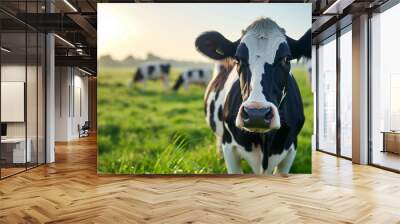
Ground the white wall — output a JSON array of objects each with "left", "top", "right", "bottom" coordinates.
[
  {"left": 1, "top": 66, "right": 26, "bottom": 130},
  {"left": 55, "top": 67, "right": 89, "bottom": 141},
  {"left": 70, "top": 73, "right": 89, "bottom": 138},
  {"left": 1, "top": 65, "right": 35, "bottom": 138},
  {"left": 55, "top": 66, "right": 70, "bottom": 141},
  {"left": 1, "top": 65, "right": 26, "bottom": 81}
]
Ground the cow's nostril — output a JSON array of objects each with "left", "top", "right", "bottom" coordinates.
[{"left": 264, "top": 107, "right": 273, "bottom": 121}]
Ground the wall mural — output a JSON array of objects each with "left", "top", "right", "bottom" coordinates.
[{"left": 97, "top": 3, "right": 312, "bottom": 174}]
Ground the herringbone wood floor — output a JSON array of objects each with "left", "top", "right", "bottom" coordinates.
[{"left": 1, "top": 135, "right": 400, "bottom": 223}]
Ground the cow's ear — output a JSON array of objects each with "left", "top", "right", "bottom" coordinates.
[
  {"left": 286, "top": 29, "right": 311, "bottom": 60},
  {"left": 195, "top": 31, "right": 239, "bottom": 60}
]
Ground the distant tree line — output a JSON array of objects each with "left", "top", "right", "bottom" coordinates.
[{"left": 98, "top": 53, "right": 213, "bottom": 69}]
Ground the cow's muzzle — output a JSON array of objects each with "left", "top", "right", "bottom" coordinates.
[{"left": 241, "top": 105, "right": 273, "bottom": 129}]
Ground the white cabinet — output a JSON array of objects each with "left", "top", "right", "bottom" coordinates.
[{"left": 1, "top": 138, "right": 32, "bottom": 163}]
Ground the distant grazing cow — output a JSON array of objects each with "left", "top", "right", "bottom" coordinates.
[
  {"left": 172, "top": 68, "right": 212, "bottom": 91},
  {"left": 129, "top": 62, "right": 171, "bottom": 88},
  {"left": 196, "top": 18, "right": 311, "bottom": 175}
]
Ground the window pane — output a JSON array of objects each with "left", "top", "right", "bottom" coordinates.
[
  {"left": 318, "top": 37, "right": 337, "bottom": 154},
  {"left": 340, "top": 29, "right": 352, "bottom": 158}
]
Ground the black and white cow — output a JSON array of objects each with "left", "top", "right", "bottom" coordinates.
[
  {"left": 172, "top": 68, "right": 212, "bottom": 91},
  {"left": 196, "top": 18, "right": 311, "bottom": 175},
  {"left": 129, "top": 62, "right": 171, "bottom": 88}
]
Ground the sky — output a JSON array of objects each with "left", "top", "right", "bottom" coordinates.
[{"left": 98, "top": 3, "right": 311, "bottom": 62}]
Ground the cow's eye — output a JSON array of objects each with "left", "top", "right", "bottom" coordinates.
[
  {"left": 233, "top": 57, "right": 240, "bottom": 65},
  {"left": 280, "top": 57, "right": 290, "bottom": 71},
  {"left": 281, "top": 57, "right": 289, "bottom": 65},
  {"left": 236, "top": 62, "right": 241, "bottom": 74},
  {"left": 235, "top": 57, "right": 245, "bottom": 75}
]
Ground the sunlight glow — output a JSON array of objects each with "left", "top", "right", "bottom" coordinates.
[{"left": 98, "top": 3, "right": 311, "bottom": 62}]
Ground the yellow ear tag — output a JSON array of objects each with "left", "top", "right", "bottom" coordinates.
[{"left": 216, "top": 48, "right": 224, "bottom": 56}]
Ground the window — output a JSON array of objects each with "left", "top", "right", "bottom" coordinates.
[
  {"left": 370, "top": 3, "right": 400, "bottom": 171},
  {"left": 339, "top": 28, "right": 352, "bottom": 158},
  {"left": 0, "top": 1, "right": 46, "bottom": 179},
  {"left": 317, "top": 36, "right": 337, "bottom": 154}
]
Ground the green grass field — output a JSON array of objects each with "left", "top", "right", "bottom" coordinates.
[{"left": 97, "top": 66, "right": 312, "bottom": 174}]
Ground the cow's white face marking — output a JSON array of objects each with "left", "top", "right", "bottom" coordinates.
[{"left": 235, "top": 27, "right": 288, "bottom": 133}]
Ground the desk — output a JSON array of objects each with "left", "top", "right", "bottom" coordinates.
[
  {"left": 382, "top": 131, "right": 400, "bottom": 155},
  {"left": 1, "top": 138, "right": 31, "bottom": 163}
]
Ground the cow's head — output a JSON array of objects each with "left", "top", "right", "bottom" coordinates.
[
  {"left": 196, "top": 18, "right": 310, "bottom": 133},
  {"left": 133, "top": 68, "right": 144, "bottom": 83}
]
